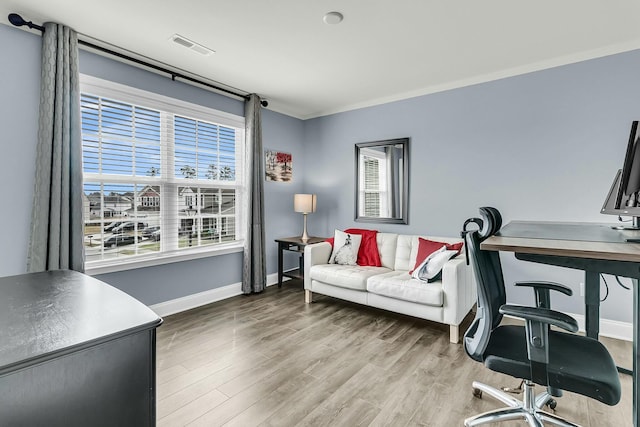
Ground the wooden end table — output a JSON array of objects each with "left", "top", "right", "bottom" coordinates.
[{"left": 275, "top": 236, "right": 327, "bottom": 287}]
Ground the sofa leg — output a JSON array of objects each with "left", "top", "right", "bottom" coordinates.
[
  {"left": 449, "top": 324, "right": 460, "bottom": 344},
  {"left": 305, "top": 289, "right": 312, "bottom": 304}
]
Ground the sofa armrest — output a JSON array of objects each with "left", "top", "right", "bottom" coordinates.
[
  {"left": 304, "top": 242, "right": 332, "bottom": 290},
  {"left": 441, "top": 256, "right": 477, "bottom": 326}
]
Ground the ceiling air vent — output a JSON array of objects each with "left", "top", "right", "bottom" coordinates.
[{"left": 170, "top": 34, "right": 215, "bottom": 56}]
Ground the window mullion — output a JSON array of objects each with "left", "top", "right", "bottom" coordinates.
[
  {"left": 132, "top": 107, "right": 136, "bottom": 180},
  {"left": 236, "top": 129, "right": 245, "bottom": 241},
  {"left": 162, "top": 111, "right": 177, "bottom": 252}
]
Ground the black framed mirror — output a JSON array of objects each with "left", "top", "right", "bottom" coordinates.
[{"left": 355, "top": 138, "right": 409, "bottom": 224}]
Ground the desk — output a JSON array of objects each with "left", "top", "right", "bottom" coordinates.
[
  {"left": 481, "top": 221, "right": 640, "bottom": 426},
  {"left": 275, "top": 236, "right": 327, "bottom": 287}
]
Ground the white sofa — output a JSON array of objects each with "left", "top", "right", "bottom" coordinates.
[{"left": 304, "top": 233, "right": 476, "bottom": 343}]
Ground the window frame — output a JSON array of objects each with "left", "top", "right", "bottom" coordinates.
[{"left": 80, "top": 75, "right": 246, "bottom": 275}]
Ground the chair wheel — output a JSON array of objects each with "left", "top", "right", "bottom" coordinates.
[
  {"left": 472, "top": 388, "right": 483, "bottom": 399},
  {"left": 547, "top": 399, "right": 557, "bottom": 410}
]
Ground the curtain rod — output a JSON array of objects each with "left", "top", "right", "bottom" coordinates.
[{"left": 8, "top": 13, "right": 268, "bottom": 107}]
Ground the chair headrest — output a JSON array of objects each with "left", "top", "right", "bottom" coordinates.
[
  {"left": 461, "top": 207, "right": 502, "bottom": 242},
  {"left": 479, "top": 207, "right": 502, "bottom": 238}
]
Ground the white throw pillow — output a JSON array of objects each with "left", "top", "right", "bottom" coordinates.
[
  {"left": 411, "top": 245, "right": 446, "bottom": 280},
  {"left": 413, "top": 248, "right": 458, "bottom": 282},
  {"left": 329, "top": 230, "right": 362, "bottom": 265}
]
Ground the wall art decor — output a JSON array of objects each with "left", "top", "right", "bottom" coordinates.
[{"left": 265, "top": 150, "right": 292, "bottom": 182}]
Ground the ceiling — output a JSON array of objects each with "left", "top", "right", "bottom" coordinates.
[{"left": 3, "top": 1, "right": 640, "bottom": 119}]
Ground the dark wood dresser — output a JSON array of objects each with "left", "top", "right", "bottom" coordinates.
[{"left": 0, "top": 270, "right": 162, "bottom": 426}]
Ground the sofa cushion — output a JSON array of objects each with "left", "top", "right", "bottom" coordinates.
[
  {"left": 366, "top": 271, "right": 444, "bottom": 307},
  {"left": 394, "top": 235, "right": 415, "bottom": 271},
  {"left": 310, "top": 264, "right": 391, "bottom": 290},
  {"left": 376, "top": 233, "right": 398, "bottom": 269}
]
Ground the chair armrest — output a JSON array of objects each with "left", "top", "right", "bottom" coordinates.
[
  {"left": 499, "top": 304, "right": 578, "bottom": 384},
  {"left": 515, "top": 281, "right": 572, "bottom": 309},
  {"left": 304, "top": 242, "right": 332, "bottom": 290},
  {"left": 515, "top": 281, "right": 572, "bottom": 296},
  {"left": 499, "top": 304, "right": 578, "bottom": 333}
]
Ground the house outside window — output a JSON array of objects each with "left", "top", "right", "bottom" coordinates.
[{"left": 80, "top": 76, "right": 245, "bottom": 271}]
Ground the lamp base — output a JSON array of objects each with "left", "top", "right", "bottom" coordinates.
[{"left": 301, "top": 213, "right": 309, "bottom": 242}]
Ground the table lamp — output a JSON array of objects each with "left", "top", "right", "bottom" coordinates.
[{"left": 294, "top": 194, "right": 317, "bottom": 242}]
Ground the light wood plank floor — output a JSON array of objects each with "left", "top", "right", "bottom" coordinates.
[{"left": 156, "top": 280, "right": 632, "bottom": 426}]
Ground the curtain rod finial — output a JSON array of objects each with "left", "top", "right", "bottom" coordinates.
[
  {"left": 8, "top": 13, "right": 26, "bottom": 26},
  {"left": 260, "top": 99, "right": 268, "bottom": 108},
  {"left": 8, "top": 13, "right": 44, "bottom": 32}
]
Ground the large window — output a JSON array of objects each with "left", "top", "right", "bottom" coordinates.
[{"left": 80, "top": 76, "right": 245, "bottom": 269}]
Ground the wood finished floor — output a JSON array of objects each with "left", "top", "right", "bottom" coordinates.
[{"left": 156, "top": 280, "right": 632, "bottom": 426}]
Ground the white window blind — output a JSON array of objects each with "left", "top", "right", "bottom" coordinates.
[
  {"left": 363, "top": 158, "right": 381, "bottom": 217},
  {"left": 359, "top": 148, "right": 389, "bottom": 218},
  {"left": 80, "top": 76, "right": 245, "bottom": 269}
]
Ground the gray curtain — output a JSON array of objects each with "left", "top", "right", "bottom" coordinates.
[
  {"left": 242, "top": 94, "right": 266, "bottom": 293},
  {"left": 27, "top": 22, "right": 84, "bottom": 273}
]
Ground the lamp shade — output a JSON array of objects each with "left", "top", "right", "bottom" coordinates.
[{"left": 294, "top": 194, "right": 317, "bottom": 214}]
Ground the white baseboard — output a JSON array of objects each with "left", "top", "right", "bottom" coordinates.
[
  {"left": 506, "top": 312, "right": 632, "bottom": 342},
  {"left": 566, "top": 312, "right": 633, "bottom": 342},
  {"left": 149, "top": 272, "right": 286, "bottom": 317},
  {"left": 150, "top": 273, "right": 635, "bottom": 342}
]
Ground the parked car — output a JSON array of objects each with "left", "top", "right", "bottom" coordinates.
[
  {"left": 201, "top": 228, "right": 220, "bottom": 239},
  {"left": 111, "top": 222, "right": 148, "bottom": 234},
  {"left": 142, "top": 226, "right": 160, "bottom": 238},
  {"left": 103, "top": 234, "right": 139, "bottom": 248},
  {"left": 104, "top": 221, "right": 125, "bottom": 232},
  {"left": 150, "top": 229, "right": 161, "bottom": 241}
]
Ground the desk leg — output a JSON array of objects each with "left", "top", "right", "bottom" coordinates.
[
  {"left": 584, "top": 271, "right": 600, "bottom": 339},
  {"left": 634, "top": 277, "right": 638, "bottom": 427},
  {"left": 277, "top": 243, "right": 284, "bottom": 288}
]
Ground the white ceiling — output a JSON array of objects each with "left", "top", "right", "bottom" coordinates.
[{"left": 3, "top": 1, "right": 640, "bottom": 119}]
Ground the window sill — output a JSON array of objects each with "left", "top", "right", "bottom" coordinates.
[{"left": 85, "top": 241, "right": 244, "bottom": 275}]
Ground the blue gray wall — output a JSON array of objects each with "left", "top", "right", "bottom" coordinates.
[
  {"left": 2, "top": 21, "right": 638, "bottom": 322},
  {"left": 303, "top": 50, "right": 640, "bottom": 323},
  {"left": 0, "top": 24, "right": 305, "bottom": 305},
  {"left": 0, "top": 24, "right": 40, "bottom": 278}
]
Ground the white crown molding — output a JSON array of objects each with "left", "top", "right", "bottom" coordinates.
[{"left": 300, "top": 39, "right": 640, "bottom": 120}]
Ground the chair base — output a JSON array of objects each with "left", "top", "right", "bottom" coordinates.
[
  {"left": 465, "top": 380, "right": 579, "bottom": 427},
  {"left": 501, "top": 379, "right": 560, "bottom": 410}
]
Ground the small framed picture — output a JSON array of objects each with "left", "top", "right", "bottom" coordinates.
[{"left": 265, "top": 150, "right": 292, "bottom": 182}]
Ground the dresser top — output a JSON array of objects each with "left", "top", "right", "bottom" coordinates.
[{"left": 0, "top": 270, "right": 162, "bottom": 373}]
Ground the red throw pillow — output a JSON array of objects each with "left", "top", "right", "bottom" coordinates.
[
  {"left": 344, "top": 228, "right": 382, "bottom": 267},
  {"left": 324, "top": 229, "right": 381, "bottom": 267},
  {"left": 409, "top": 238, "right": 463, "bottom": 274},
  {"left": 325, "top": 237, "right": 335, "bottom": 246}
]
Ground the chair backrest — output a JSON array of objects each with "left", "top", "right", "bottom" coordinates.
[{"left": 462, "top": 207, "right": 506, "bottom": 362}]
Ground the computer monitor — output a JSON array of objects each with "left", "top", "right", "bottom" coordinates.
[{"left": 601, "top": 121, "right": 640, "bottom": 229}]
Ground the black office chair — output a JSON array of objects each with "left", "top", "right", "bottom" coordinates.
[
  {"left": 461, "top": 207, "right": 621, "bottom": 427},
  {"left": 466, "top": 207, "right": 562, "bottom": 410}
]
